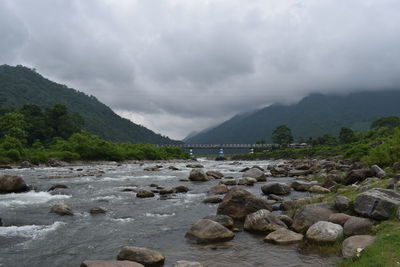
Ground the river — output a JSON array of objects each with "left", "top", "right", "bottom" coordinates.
[{"left": 0, "top": 159, "right": 341, "bottom": 267}]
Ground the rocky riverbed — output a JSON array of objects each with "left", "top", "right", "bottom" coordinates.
[{"left": 0, "top": 159, "right": 347, "bottom": 266}]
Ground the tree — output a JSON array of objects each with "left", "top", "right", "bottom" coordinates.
[
  {"left": 20, "top": 104, "right": 51, "bottom": 145},
  {"left": 46, "top": 104, "right": 84, "bottom": 139},
  {"left": 311, "top": 134, "right": 338, "bottom": 146},
  {"left": 271, "top": 125, "right": 293, "bottom": 146},
  {"left": 339, "top": 127, "right": 356, "bottom": 144},
  {"left": 371, "top": 116, "right": 400, "bottom": 130},
  {"left": 0, "top": 112, "right": 28, "bottom": 143}
]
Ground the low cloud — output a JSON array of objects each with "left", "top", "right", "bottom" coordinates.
[{"left": 2, "top": 0, "right": 400, "bottom": 139}]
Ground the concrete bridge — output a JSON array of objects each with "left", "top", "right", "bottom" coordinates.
[{"left": 157, "top": 143, "right": 278, "bottom": 149}]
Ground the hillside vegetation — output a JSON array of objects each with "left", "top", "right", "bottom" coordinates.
[
  {"left": 186, "top": 90, "right": 400, "bottom": 144},
  {"left": 0, "top": 65, "right": 179, "bottom": 144}
]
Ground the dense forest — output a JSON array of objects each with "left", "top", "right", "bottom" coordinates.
[
  {"left": 186, "top": 90, "right": 400, "bottom": 144},
  {"left": 0, "top": 65, "right": 180, "bottom": 144},
  {"left": 0, "top": 104, "right": 188, "bottom": 164}
]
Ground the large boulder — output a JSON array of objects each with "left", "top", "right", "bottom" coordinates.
[
  {"left": 242, "top": 168, "right": 266, "bottom": 182},
  {"left": 342, "top": 235, "right": 375, "bottom": 259},
  {"left": 117, "top": 246, "right": 165, "bottom": 267},
  {"left": 354, "top": 188, "right": 400, "bottom": 220},
  {"left": 244, "top": 209, "right": 287, "bottom": 233},
  {"left": 292, "top": 203, "right": 337, "bottom": 233},
  {"left": 188, "top": 169, "right": 210, "bottom": 182},
  {"left": 203, "top": 214, "right": 234, "bottom": 228},
  {"left": 343, "top": 217, "right": 374, "bottom": 236},
  {"left": 343, "top": 168, "right": 375, "bottom": 185},
  {"left": 264, "top": 228, "right": 303, "bottom": 245},
  {"left": 306, "top": 221, "right": 343, "bottom": 243},
  {"left": 185, "top": 219, "right": 235, "bottom": 243},
  {"left": 172, "top": 261, "right": 203, "bottom": 267},
  {"left": 217, "top": 187, "right": 272, "bottom": 221},
  {"left": 80, "top": 260, "right": 144, "bottom": 267},
  {"left": 0, "top": 175, "right": 28, "bottom": 193},
  {"left": 50, "top": 204, "right": 73, "bottom": 216},
  {"left": 261, "top": 182, "right": 291, "bottom": 195}
]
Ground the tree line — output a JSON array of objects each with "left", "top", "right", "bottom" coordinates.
[{"left": 0, "top": 104, "right": 188, "bottom": 164}]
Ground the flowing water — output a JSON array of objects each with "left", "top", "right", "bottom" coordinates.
[{"left": 0, "top": 159, "right": 341, "bottom": 267}]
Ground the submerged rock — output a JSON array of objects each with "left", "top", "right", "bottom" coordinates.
[
  {"left": 185, "top": 219, "right": 235, "bottom": 243},
  {"left": 90, "top": 207, "right": 107, "bottom": 214},
  {"left": 50, "top": 204, "right": 73, "bottom": 216},
  {"left": 117, "top": 246, "right": 165, "bottom": 267},
  {"left": 172, "top": 261, "right": 203, "bottom": 267},
  {"left": 342, "top": 235, "right": 375, "bottom": 259},
  {"left": 48, "top": 184, "right": 68, "bottom": 192},
  {"left": 80, "top": 260, "right": 144, "bottom": 267},
  {"left": 136, "top": 190, "right": 155, "bottom": 198},
  {"left": 203, "top": 197, "right": 223, "bottom": 204},
  {"left": 186, "top": 164, "right": 204, "bottom": 168},
  {"left": 188, "top": 169, "right": 210, "bottom": 182},
  {"left": 217, "top": 187, "right": 272, "bottom": 221},
  {"left": 174, "top": 185, "right": 189, "bottom": 193},
  {"left": 0, "top": 175, "right": 28, "bottom": 194},
  {"left": 264, "top": 228, "right": 303, "bottom": 245}
]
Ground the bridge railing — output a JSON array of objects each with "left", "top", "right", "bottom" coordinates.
[{"left": 156, "top": 143, "right": 279, "bottom": 149}]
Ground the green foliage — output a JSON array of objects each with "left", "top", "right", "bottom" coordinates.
[
  {"left": 310, "top": 134, "right": 338, "bottom": 146},
  {"left": 0, "top": 65, "right": 180, "bottom": 144},
  {"left": 271, "top": 125, "right": 293, "bottom": 145},
  {"left": 339, "top": 127, "right": 357, "bottom": 144},
  {"left": 370, "top": 115, "right": 400, "bottom": 130}
]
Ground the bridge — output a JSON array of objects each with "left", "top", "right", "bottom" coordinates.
[{"left": 157, "top": 143, "right": 277, "bottom": 149}]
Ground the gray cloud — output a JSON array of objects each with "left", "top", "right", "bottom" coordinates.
[{"left": 1, "top": 0, "right": 400, "bottom": 139}]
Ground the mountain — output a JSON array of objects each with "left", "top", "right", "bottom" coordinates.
[
  {"left": 0, "top": 65, "right": 179, "bottom": 144},
  {"left": 185, "top": 90, "right": 400, "bottom": 144}
]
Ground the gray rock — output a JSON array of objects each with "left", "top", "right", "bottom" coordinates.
[
  {"left": 328, "top": 213, "right": 352, "bottom": 226},
  {"left": 80, "top": 260, "right": 144, "bottom": 267},
  {"left": 387, "top": 174, "right": 400, "bottom": 189},
  {"left": 264, "top": 228, "right": 303, "bottom": 245},
  {"left": 288, "top": 169, "right": 311, "bottom": 177},
  {"left": 342, "top": 235, "right": 375, "bottom": 259},
  {"left": 203, "top": 214, "right": 234, "bottom": 228},
  {"left": 136, "top": 190, "right": 155, "bottom": 198},
  {"left": 172, "top": 261, "right": 203, "bottom": 267},
  {"left": 159, "top": 188, "right": 174, "bottom": 195},
  {"left": 277, "top": 215, "right": 293, "bottom": 227},
  {"left": 20, "top": 161, "right": 31, "bottom": 168},
  {"left": 168, "top": 166, "right": 180, "bottom": 171},
  {"left": 202, "top": 197, "right": 223, "bottom": 204},
  {"left": 268, "top": 194, "right": 284, "bottom": 201},
  {"left": 335, "top": 196, "right": 350, "bottom": 212},
  {"left": 0, "top": 175, "right": 28, "bottom": 194},
  {"left": 343, "top": 217, "right": 374, "bottom": 236},
  {"left": 244, "top": 209, "right": 287, "bottom": 233},
  {"left": 174, "top": 185, "right": 189, "bottom": 193},
  {"left": 206, "top": 171, "right": 224, "bottom": 179},
  {"left": 242, "top": 168, "right": 266, "bottom": 182},
  {"left": 237, "top": 177, "right": 257, "bottom": 186},
  {"left": 186, "top": 164, "right": 204, "bottom": 168},
  {"left": 217, "top": 187, "right": 272, "bottom": 221},
  {"left": 117, "top": 246, "right": 165, "bottom": 267},
  {"left": 354, "top": 188, "right": 400, "bottom": 220},
  {"left": 188, "top": 169, "right": 210, "bottom": 182},
  {"left": 370, "top": 165, "right": 386, "bottom": 178},
  {"left": 261, "top": 182, "right": 291, "bottom": 195},
  {"left": 291, "top": 181, "right": 314, "bottom": 191},
  {"left": 48, "top": 158, "right": 65, "bottom": 167},
  {"left": 50, "top": 204, "right": 73, "bottom": 216},
  {"left": 90, "top": 206, "right": 107, "bottom": 214},
  {"left": 48, "top": 184, "right": 68, "bottom": 191},
  {"left": 343, "top": 168, "right": 375, "bottom": 185},
  {"left": 306, "top": 221, "right": 343, "bottom": 243},
  {"left": 308, "top": 185, "right": 330, "bottom": 193},
  {"left": 292, "top": 203, "right": 337, "bottom": 233},
  {"left": 185, "top": 219, "right": 235, "bottom": 243},
  {"left": 208, "top": 184, "right": 228, "bottom": 195},
  {"left": 219, "top": 180, "right": 237, "bottom": 186}
]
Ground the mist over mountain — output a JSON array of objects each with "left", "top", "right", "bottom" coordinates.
[
  {"left": 0, "top": 65, "right": 180, "bottom": 144},
  {"left": 185, "top": 90, "right": 400, "bottom": 144}
]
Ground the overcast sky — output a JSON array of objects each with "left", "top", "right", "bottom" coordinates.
[{"left": 2, "top": 0, "right": 400, "bottom": 139}]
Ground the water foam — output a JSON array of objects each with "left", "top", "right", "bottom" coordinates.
[
  {"left": 0, "top": 221, "right": 66, "bottom": 240},
  {"left": 145, "top": 212, "right": 176, "bottom": 218},
  {"left": 0, "top": 191, "right": 71, "bottom": 208}
]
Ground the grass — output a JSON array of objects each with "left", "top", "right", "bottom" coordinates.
[{"left": 338, "top": 220, "right": 400, "bottom": 267}]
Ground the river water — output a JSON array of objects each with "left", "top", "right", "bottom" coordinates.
[{"left": 0, "top": 159, "right": 340, "bottom": 267}]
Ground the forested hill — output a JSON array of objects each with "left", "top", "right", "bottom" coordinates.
[
  {"left": 185, "top": 90, "right": 400, "bottom": 144},
  {"left": 0, "top": 65, "right": 179, "bottom": 144}
]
